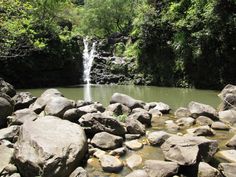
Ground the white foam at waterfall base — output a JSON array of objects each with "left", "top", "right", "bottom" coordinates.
[{"left": 82, "top": 38, "right": 96, "bottom": 101}]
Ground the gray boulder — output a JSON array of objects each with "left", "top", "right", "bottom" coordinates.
[
  {"left": 0, "top": 78, "right": 16, "bottom": 97},
  {"left": 79, "top": 113, "right": 126, "bottom": 136},
  {"left": 152, "top": 102, "right": 171, "bottom": 114},
  {"left": 63, "top": 108, "right": 86, "bottom": 122},
  {"left": 218, "top": 84, "right": 236, "bottom": 110},
  {"left": 218, "top": 150, "right": 236, "bottom": 163},
  {"left": 91, "top": 132, "right": 123, "bottom": 150},
  {"left": 148, "top": 107, "right": 162, "bottom": 117},
  {"left": 211, "top": 121, "right": 230, "bottom": 130},
  {"left": 44, "top": 96, "right": 74, "bottom": 117},
  {"left": 126, "top": 154, "right": 142, "bottom": 169},
  {"left": 187, "top": 126, "right": 215, "bottom": 136},
  {"left": 12, "top": 92, "right": 36, "bottom": 111},
  {"left": 109, "top": 147, "right": 126, "bottom": 156},
  {"left": 0, "top": 126, "right": 19, "bottom": 142},
  {"left": 0, "top": 93, "right": 14, "bottom": 128},
  {"left": 30, "top": 89, "right": 63, "bottom": 113},
  {"left": 147, "top": 131, "right": 171, "bottom": 146},
  {"left": 125, "top": 134, "right": 141, "bottom": 140},
  {"left": 219, "top": 110, "right": 236, "bottom": 125},
  {"left": 107, "top": 103, "right": 130, "bottom": 116},
  {"left": 125, "top": 170, "right": 149, "bottom": 177},
  {"left": 226, "top": 135, "right": 236, "bottom": 149},
  {"left": 188, "top": 101, "right": 218, "bottom": 120},
  {"left": 8, "top": 108, "right": 38, "bottom": 125},
  {"left": 0, "top": 144, "right": 14, "bottom": 174},
  {"left": 144, "top": 160, "right": 179, "bottom": 177},
  {"left": 175, "top": 107, "right": 191, "bottom": 118},
  {"left": 196, "top": 116, "right": 214, "bottom": 126},
  {"left": 198, "top": 162, "right": 221, "bottom": 177},
  {"left": 125, "top": 118, "right": 145, "bottom": 135},
  {"left": 219, "top": 163, "right": 236, "bottom": 177},
  {"left": 14, "top": 116, "right": 87, "bottom": 177},
  {"left": 129, "top": 111, "right": 152, "bottom": 127},
  {"left": 110, "top": 93, "right": 144, "bottom": 109},
  {"left": 69, "top": 167, "right": 88, "bottom": 177},
  {"left": 176, "top": 117, "right": 195, "bottom": 127},
  {"left": 99, "top": 155, "right": 123, "bottom": 173},
  {"left": 125, "top": 140, "right": 143, "bottom": 150},
  {"left": 78, "top": 103, "right": 105, "bottom": 114},
  {"left": 161, "top": 135, "right": 218, "bottom": 165}
]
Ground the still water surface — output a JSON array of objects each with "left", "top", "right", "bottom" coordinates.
[{"left": 21, "top": 84, "right": 221, "bottom": 111}]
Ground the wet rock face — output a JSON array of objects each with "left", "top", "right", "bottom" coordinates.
[
  {"left": 0, "top": 93, "right": 14, "bottom": 128},
  {"left": 14, "top": 116, "right": 87, "bottom": 177},
  {"left": 0, "top": 78, "right": 16, "bottom": 97},
  {"left": 161, "top": 135, "right": 218, "bottom": 166}
]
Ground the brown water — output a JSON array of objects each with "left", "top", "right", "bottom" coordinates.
[{"left": 21, "top": 85, "right": 235, "bottom": 176}]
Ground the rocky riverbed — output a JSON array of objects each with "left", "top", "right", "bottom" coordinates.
[{"left": 0, "top": 79, "right": 236, "bottom": 177}]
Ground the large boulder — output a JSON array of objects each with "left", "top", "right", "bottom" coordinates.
[
  {"left": 125, "top": 118, "right": 145, "bottom": 135},
  {"left": 63, "top": 108, "right": 87, "bottom": 122},
  {"left": 187, "top": 125, "right": 215, "bottom": 136},
  {"left": 128, "top": 111, "right": 152, "bottom": 127},
  {"left": 217, "top": 150, "right": 236, "bottom": 163},
  {"left": 144, "top": 160, "right": 179, "bottom": 177},
  {"left": 198, "top": 162, "right": 221, "bottom": 177},
  {"left": 211, "top": 121, "right": 230, "bottom": 130},
  {"left": 12, "top": 92, "right": 36, "bottom": 111},
  {"left": 219, "top": 163, "right": 236, "bottom": 177},
  {"left": 0, "top": 144, "right": 14, "bottom": 174},
  {"left": 161, "top": 135, "right": 218, "bottom": 166},
  {"left": 91, "top": 132, "right": 123, "bottom": 150},
  {"left": 8, "top": 108, "right": 38, "bottom": 125},
  {"left": 79, "top": 113, "right": 126, "bottom": 136},
  {"left": 147, "top": 131, "right": 171, "bottom": 146},
  {"left": 106, "top": 103, "right": 130, "bottom": 116},
  {"left": 30, "top": 89, "right": 63, "bottom": 113},
  {"left": 14, "top": 116, "right": 87, "bottom": 177},
  {"left": 218, "top": 84, "right": 236, "bottom": 110},
  {"left": 0, "top": 78, "right": 16, "bottom": 97},
  {"left": 0, "top": 126, "right": 19, "bottom": 142},
  {"left": 196, "top": 116, "right": 214, "bottom": 126},
  {"left": 176, "top": 117, "right": 195, "bottom": 127},
  {"left": 110, "top": 93, "right": 144, "bottom": 110},
  {"left": 219, "top": 110, "right": 236, "bottom": 125},
  {"left": 0, "top": 93, "right": 14, "bottom": 128},
  {"left": 188, "top": 101, "right": 218, "bottom": 120},
  {"left": 44, "top": 97, "right": 74, "bottom": 118},
  {"left": 78, "top": 103, "right": 105, "bottom": 114}
]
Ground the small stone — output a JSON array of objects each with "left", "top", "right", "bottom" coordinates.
[
  {"left": 125, "top": 170, "right": 149, "bottom": 177},
  {"left": 125, "top": 140, "right": 143, "bottom": 150},
  {"left": 174, "top": 107, "right": 191, "bottom": 118},
  {"left": 125, "top": 134, "right": 141, "bottom": 140},
  {"left": 187, "top": 125, "right": 215, "bottom": 136},
  {"left": 176, "top": 117, "right": 195, "bottom": 127},
  {"left": 126, "top": 154, "right": 142, "bottom": 169},
  {"left": 99, "top": 155, "right": 124, "bottom": 173},
  {"left": 226, "top": 135, "right": 236, "bottom": 149},
  {"left": 109, "top": 147, "right": 126, "bottom": 156},
  {"left": 211, "top": 121, "right": 230, "bottom": 130},
  {"left": 69, "top": 167, "right": 88, "bottom": 177}
]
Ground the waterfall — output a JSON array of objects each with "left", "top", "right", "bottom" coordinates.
[
  {"left": 83, "top": 38, "right": 96, "bottom": 84},
  {"left": 82, "top": 38, "right": 96, "bottom": 101}
]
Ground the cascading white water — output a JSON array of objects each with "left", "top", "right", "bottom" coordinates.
[
  {"left": 82, "top": 38, "right": 96, "bottom": 101},
  {"left": 83, "top": 38, "right": 96, "bottom": 84}
]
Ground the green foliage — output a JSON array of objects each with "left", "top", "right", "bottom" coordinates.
[
  {"left": 77, "top": 0, "right": 143, "bottom": 38},
  {"left": 115, "top": 114, "right": 127, "bottom": 123},
  {"left": 114, "top": 42, "right": 125, "bottom": 57}
]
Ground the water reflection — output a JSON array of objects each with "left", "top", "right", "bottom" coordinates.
[{"left": 84, "top": 84, "right": 92, "bottom": 101}]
